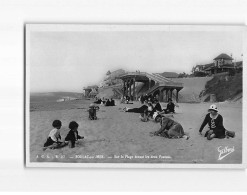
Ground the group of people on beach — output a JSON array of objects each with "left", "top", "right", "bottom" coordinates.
[
  {"left": 123, "top": 95, "right": 234, "bottom": 141},
  {"left": 43, "top": 95, "right": 235, "bottom": 151},
  {"left": 123, "top": 97, "right": 189, "bottom": 139},
  {"left": 150, "top": 103, "right": 235, "bottom": 140},
  {"left": 94, "top": 97, "right": 115, "bottom": 106},
  {"left": 123, "top": 98, "right": 176, "bottom": 121}
]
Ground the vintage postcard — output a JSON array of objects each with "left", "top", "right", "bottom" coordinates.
[{"left": 25, "top": 24, "right": 246, "bottom": 168}]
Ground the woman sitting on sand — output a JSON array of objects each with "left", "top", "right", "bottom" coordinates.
[
  {"left": 123, "top": 100, "right": 148, "bottom": 113},
  {"left": 147, "top": 101, "right": 154, "bottom": 116},
  {"left": 149, "top": 99, "right": 162, "bottom": 116},
  {"left": 199, "top": 104, "right": 227, "bottom": 140},
  {"left": 150, "top": 116, "right": 189, "bottom": 139},
  {"left": 163, "top": 98, "right": 176, "bottom": 114}
]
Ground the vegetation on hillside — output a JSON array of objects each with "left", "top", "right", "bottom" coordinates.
[{"left": 204, "top": 73, "right": 242, "bottom": 102}]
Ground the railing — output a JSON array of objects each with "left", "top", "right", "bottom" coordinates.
[
  {"left": 152, "top": 73, "right": 174, "bottom": 82},
  {"left": 145, "top": 72, "right": 164, "bottom": 83}
]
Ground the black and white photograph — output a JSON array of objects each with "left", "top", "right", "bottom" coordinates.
[{"left": 25, "top": 24, "right": 246, "bottom": 168}]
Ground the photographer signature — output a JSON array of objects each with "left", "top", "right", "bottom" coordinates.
[{"left": 218, "top": 146, "right": 234, "bottom": 160}]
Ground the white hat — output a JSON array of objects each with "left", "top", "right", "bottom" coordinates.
[{"left": 208, "top": 104, "right": 218, "bottom": 112}]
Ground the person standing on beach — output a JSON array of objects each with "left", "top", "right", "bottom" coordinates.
[
  {"left": 43, "top": 120, "right": 66, "bottom": 150},
  {"left": 199, "top": 104, "right": 226, "bottom": 140},
  {"left": 140, "top": 95, "right": 144, "bottom": 104}
]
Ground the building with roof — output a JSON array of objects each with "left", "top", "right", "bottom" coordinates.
[
  {"left": 83, "top": 85, "right": 98, "bottom": 98},
  {"left": 193, "top": 53, "right": 242, "bottom": 76}
]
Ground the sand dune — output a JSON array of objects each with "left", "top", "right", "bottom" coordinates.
[
  {"left": 30, "top": 99, "right": 242, "bottom": 164},
  {"left": 171, "top": 77, "right": 213, "bottom": 102}
]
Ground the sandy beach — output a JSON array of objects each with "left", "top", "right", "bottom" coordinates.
[{"left": 29, "top": 99, "right": 242, "bottom": 164}]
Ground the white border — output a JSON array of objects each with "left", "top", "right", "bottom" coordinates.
[{"left": 25, "top": 24, "right": 247, "bottom": 169}]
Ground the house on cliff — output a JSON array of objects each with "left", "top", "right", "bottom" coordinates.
[{"left": 193, "top": 53, "right": 242, "bottom": 76}]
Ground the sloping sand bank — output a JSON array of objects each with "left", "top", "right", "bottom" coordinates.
[{"left": 172, "top": 77, "right": 213, "bottom": 102}]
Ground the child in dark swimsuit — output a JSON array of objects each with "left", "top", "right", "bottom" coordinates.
[{"left": 65, "top": 121, "right": 84, "bottom": 148}]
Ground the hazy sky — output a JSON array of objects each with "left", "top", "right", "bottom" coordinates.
[{"left": 29, "top": 27, "right": 243, "bottom": 93}]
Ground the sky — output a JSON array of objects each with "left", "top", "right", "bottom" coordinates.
[{"left": 29, "top": 26, "right": 244, "bottom": 93}]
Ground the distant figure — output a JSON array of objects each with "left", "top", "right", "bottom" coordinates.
[
  {"left": 199, "top": 104, "right": 234, "bottom": 140},
  {"left": 105, "top": 99, "right": 111, "bottom": 106},
  {"left": 144, "top": 94, "right": 148, "bottom": 102},
  {"left": 88, "top": 103, "right": 99, "bottom": 120},
  {"left": 150, "top": 116, "right": 189, "bottom": 139},
  {"left": 110, "top": 98, "right": 115, "bottom": 106},
  {"left": 101, "top": 97, "right": 105, "bottom": 104},
  {"left": 120, "top": 96, "right": 125, "bottom": 103},
  {"left": 155, "top": 94, "right": 159, "bottom": 101},
  {"left": 43, "top": 120, "right": 66, "bottom": 150},
  {"left": 126, "top": 95, "right": 130, "bottom": 104},
  {"left": 65, "top": 121, "right": 84, "bottom": 148},
  {"left": 94, "top": 98, "right": 102, "bottom": 104},
  {"left": 147, "top": 94, "right": 153, "bottom": 103},
  {"left": 147, "top": 101, "right": 154, "bottom": 117},
  {"left": 140, "top": 95, "right": 144, "bottom": 104}
]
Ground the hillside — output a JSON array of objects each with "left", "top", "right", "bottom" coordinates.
[{"left": 203, "top": 73, "right": 242, "bottom": 102}]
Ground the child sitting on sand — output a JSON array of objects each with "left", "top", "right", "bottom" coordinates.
[
  {"left": 150, "top": 116, "right": 189, "bottom": 139},
  {"left": 43, "top": 120, "right": 66, "bottom": 150},
  {"left": 65, "top": 121, "right": 84, "bottom": 148},
  {"left": 88, "top": 103, "right": 99, "bottom": 120}
]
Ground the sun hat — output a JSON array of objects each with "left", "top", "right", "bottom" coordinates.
[{"left": 208, "top": 104, "right": 218, "bottom": 112}]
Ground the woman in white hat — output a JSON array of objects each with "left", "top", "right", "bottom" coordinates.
[{"left": 199, "top": 104, "right": 226, "bottom": 140}]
